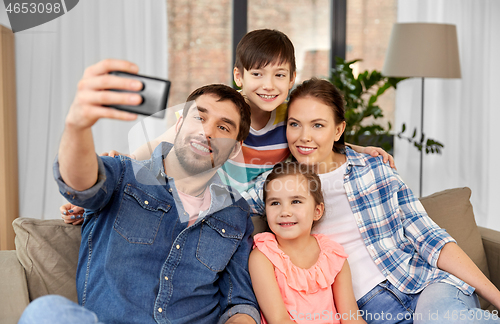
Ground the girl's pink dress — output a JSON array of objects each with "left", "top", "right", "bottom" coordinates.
[{"left": 253, "top": 232, "right": 348, "bottom": 324}]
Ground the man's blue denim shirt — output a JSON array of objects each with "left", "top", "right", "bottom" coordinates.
[{"left": 53, "top": 142, "right": 260, "bottom": 324}]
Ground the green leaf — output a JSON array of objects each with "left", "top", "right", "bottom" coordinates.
[
  {"left": 376, "top": 83, "right": 391, "bottom": 96},
  {"left": 368, "top": 95, "right": 377, "bottom": 106}
]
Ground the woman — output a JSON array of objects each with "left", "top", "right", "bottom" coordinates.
[{"left": 247, "top": 78, "right": 500, "bottom": 323}]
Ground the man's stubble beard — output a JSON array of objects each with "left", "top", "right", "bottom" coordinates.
[{"left": 173, "top": 134, "right": 234, "bottom": 176}]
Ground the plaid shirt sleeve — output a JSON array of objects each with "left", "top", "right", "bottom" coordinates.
[
  {"left": 240, "top": 170, "right": 271, "bottom": 216},
  {"left": 394, "top": 177, "right": 456, "bottom": 268},
  {"left": 344, "top": 147, "right": 473, "bottom": 295}
]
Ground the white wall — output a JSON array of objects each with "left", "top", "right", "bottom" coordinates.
[{"left": 394, "top": 0, "right": 500, "bottom": 231}]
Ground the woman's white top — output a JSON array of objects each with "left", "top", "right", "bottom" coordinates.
[{"left": 312, "top": 163, "right": 385, "bottom": 300}]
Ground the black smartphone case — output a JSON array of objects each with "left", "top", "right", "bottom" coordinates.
[{"left": 106, "top": 71, "right": 171, "bottom": 118}]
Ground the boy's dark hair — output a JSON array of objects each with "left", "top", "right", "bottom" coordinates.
[
  {"left": 235, "top": 29, "right": 296, "bottom": 78},
  {"left": 183, "top": 84, "right": 251, "bottom": 142},
  {"left": 287, "top": 78, "right": 346, "bottom": 153}
]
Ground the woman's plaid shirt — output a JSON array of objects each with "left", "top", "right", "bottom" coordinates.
[{"left": 244, "top": 147, "right": 474, "bottom": 296}]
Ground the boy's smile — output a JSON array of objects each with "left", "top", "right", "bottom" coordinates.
[{"left": 257, "top": 94, "right": 278, "bottom": 100}]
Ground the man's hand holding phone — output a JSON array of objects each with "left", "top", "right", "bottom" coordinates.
[
  {"left": 106, "top": 71, "right": 170, "bottom": 118},
  {"left": 59, "top": 59, "right": 144, "bottom": 191},
  {"left": 65, "top": 59, "right": 143, "bottom": 130}
]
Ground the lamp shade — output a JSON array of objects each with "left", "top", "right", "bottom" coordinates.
[{"left": 382, "top": 23, "right": 461, "bottom": 79}]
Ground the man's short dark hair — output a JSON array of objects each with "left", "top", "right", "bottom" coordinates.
[
  {"left": 182, "top": 84, "right": 251, "bottom": 142},
  {"left": 234, "top": 29, "right": 296, "bottom": 78}
]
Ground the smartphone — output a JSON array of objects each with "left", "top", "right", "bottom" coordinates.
[{"left": 106, "top": 71, "right": 171, "bottom": 118}]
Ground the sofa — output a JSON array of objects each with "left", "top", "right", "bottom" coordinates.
[{"left": 1, "top": 187, "right": 499, "bottom": 323}]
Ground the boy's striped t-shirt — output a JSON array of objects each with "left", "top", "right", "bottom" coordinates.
[{"left": 219, "top": 102, "right": 291, "bottom": 193}]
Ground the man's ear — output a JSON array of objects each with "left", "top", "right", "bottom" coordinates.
[
  {"left": 233, "top": 67, "right": 243, "bottom": 88},
  {"left": 175, "top": 115, "right": 184, "bottom": 134},
  {"left": 230, "top": 141, "right": 243, "bottom": 160}
]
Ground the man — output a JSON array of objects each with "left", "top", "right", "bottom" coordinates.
[{"left": 19, "top": 59, "right": 259, "bottom": 324}]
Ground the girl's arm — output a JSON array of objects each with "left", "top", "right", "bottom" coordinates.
[
  {"left": 332, "top": 261, "right": 367, "bottom": 324},
  {"left": 248, "top": 249, "right": 296, "bottom": 324},
  {"left": 437, "top": 242, "right": 500, "bottom": 309},
  {"left": 132, "top": 126, "right": 176, "bottom": 160}
]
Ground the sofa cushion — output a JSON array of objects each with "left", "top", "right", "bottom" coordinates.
[
  {"left": 13, "top": 218, "right": 81, "bottom": 303},
  {"left": 420, "top": 187, "right": 490, "bottom": 309},
  {"left": 0, "top": 250, "right": 29, "bottom": 324}
]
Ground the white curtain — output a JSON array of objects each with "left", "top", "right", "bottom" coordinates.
[
  {"left": 0, "top": 0, "right": 168, "bottom": 220},
  {"left": 394, "top": 0, "right": 500, "bottom": 231}
]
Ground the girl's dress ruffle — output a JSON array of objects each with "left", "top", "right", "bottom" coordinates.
[{"left": 253, "top": 232, "right": 348, "bottom": 294}]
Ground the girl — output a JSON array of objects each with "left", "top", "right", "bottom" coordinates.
[
  {"left": 248, "top": 78, "right": 500, "bottom": 323},
  {"left": 249, "top": 162, "right": 366, "bottom": 324}
]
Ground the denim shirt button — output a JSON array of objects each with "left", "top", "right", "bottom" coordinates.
[
  {"left": 164, "top": 276, "right": 168, "bottom": 280},
  {"left": 176, "top": 244, "right": 180, "bottom": 249},
  {"left": 222, "top": 229, "right": 225, "bottom": 233},
  {"left": 168, "top": 188, "right": 172, "bottom": 193},
  {"left": 144, "top": 200, "right": 149, "bottom": 205},
  {"left": 158, "top": 308, "right": 163, "bottom": 313}
]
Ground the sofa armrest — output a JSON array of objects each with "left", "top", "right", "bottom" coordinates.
[
  {"left": 479, "top": 226, "right": 500, "bottom": 291},
  {"left": 0, "top": 250, "right": 29, "bottom": 324}
]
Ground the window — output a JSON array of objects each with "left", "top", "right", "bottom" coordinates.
[
  {"left": 248, "top": 0, "right": 332, "bottom": 83},
  {"left": 167, "top": 1, "right": 233, "bottom": 106}
]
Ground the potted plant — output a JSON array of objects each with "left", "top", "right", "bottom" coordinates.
[{"left": 329, "top": 57, "right": 443, "bottom": 154}]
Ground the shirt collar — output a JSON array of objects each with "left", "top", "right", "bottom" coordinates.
[{"left": 345, "top": 146, "right": 367, "bottom": 167}]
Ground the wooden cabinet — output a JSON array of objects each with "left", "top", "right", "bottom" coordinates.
[{"left": 0, "top": 25, "right": 18, "bottom": 250}]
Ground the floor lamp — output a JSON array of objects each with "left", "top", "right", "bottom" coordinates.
[{"left": 382, "top": 23, "right": 461, "bottom": 197}]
